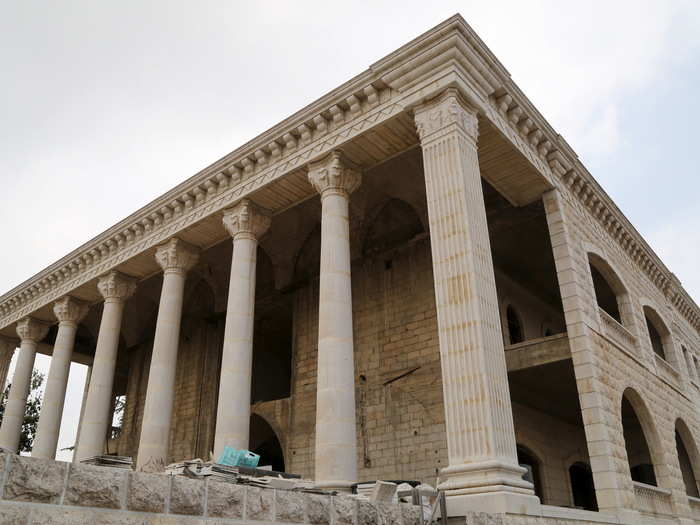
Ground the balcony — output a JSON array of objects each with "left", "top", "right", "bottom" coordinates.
[
  {"left": 689, "top": 495, "right": 700, "bottom": 516},
  {"left": 633, "top": 481, "right": 673, "bottom": 517},
  {"left": 505, "top": 333, "right": 570, "bottom": 372},
  {"left": 598, "top": 307, "right": 636, "bottom": 353},
  {"left": 655, "top": 354, "right": 682, "bottom": 390}
]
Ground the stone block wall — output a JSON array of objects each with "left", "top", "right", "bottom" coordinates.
[
  {"left": 0, "top": 453, "right": 422, "bottom": 524},
  {"left": 287, "top": 237, "right": 446, "bottom": 483},
  {"left": 544, "top": 185, "right": 700, "bottom": 518}
]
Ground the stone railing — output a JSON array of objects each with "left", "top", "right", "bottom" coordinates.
[
  {"left": 633, "top": 481, "right": 673, "bottom": 516},
  {"left": 655, "top": 354, "right": 682, "bottom": 389},
  {"left": 597, "top": 307, "right": 636, "bottom": 352},
  {"left": 0, "top": 453, "right": 422, "bottom": 524},
  {"left": 689, "top": 495, "right": 700, "bottom": 516}
]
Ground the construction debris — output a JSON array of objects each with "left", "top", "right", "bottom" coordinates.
[{"left": 80, "top": 455, "right": 133, "bottom": 469}]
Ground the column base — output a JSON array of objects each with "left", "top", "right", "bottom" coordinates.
[
  {"left": 444, "top": 491, "right": 541, "bottom": 516},
  {"left": 438, "top": 460, "right": 540, "bottom": 516},
  {"left": 313, "top": 480, "right": 354, "bottom": 493}
]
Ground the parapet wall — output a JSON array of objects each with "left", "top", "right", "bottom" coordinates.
[
  {"left": 0, "top": 452, "right": 421, "bottom": 524},
  {"left": 0, "top": 453, "right": 673, "bottom": 524}
]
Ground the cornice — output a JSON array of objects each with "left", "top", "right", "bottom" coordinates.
[{"left": 0, "top": 14, "right": 698, "bottom": 336}]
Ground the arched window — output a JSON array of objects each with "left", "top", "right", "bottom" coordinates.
[
  {"left": 569, "top": 462, "right": 598, "bottom": 511},
  {"left": 682, "top": 346, "right": 696, "bottom": 381},
  {"left": 590, "top": 263, "right": 621, "bottom": 323},
  {"left": 675, "top": 420, "right": 700, "bottom": 497},
  {"left": 621, "top": 391, "right": 657, "bottom": 486},
  {"left": 507, "top": 305, "right": 524, "bottom": 345},
  {"left": 517, "top": 445, "right": 543, "bottom": 501},
  {"left": 643, "top": 306, "right": 670, "bottom": 361}
]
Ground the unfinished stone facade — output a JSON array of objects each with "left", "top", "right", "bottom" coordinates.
[{"left": 0, "top": 14, "right": 699, "bottom": 524}]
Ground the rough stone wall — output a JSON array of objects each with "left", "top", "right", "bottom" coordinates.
[
  {"left": 118, "top": 315, "right": 224, "bottom": 463},
  {"left": 544, "top": 184, "right": 700, "bottom": 519},
  {"left": 287, "top": 237, "right": 446, "bottom": 484},
  {"left": 0, "top": 453, "right": 421, "bottom": 524}
]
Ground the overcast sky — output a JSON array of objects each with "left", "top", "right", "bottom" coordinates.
[{"left": 1, "top": 1, "right": 699, "bottom": 461}]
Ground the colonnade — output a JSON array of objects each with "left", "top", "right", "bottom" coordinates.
[{"left": 0, "top": 92, "right": 532, "bottom": 509}]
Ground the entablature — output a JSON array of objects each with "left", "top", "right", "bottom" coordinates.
[{"left": 1, "top": 14, "right": 698, "bottom": 337}]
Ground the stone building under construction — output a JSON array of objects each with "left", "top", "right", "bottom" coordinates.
[{"left": 0, "top": 14, "right": 699, "bottom": 524}]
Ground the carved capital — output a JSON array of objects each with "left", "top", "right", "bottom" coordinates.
[
  {"left": 97, "top": 271, "right": 137, "bottom": 302},
  {"left": 308, "top": 151, "right": 361, "bottom": 198},
  {"left": 16, "top": 317, "right": 49, "bottom": 343},
  {"left": 53, "top": 296, "right": 89, "bottom": 325},
  {"left": 155, "top": 237, "right": 200, "bottom": 274},
  {"left": 222, "top": 199, "right": 271, "bottom": 241},
  {"left": 414, "top": 90, "right": 478, "bottom": 143}
]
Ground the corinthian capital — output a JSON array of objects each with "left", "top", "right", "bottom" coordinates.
[
  {"left": 155, "top": 237, "right": 200, "bottom": 274},
  {"left": 308, "top": 151, "right": 361, "bottom": 198},
  {"left": 16, "top": 317, "right": 49, "bottom": 343},
  {"left": 53, "top": 296, "right": 89, "bottom": 325},
  {"left": 97, "top": 271, "right": 137, "bottom": 302},
  {"left": 414, "top": 90, "right": 478, "bottom": 143},
  {"left": 222, "top": 199, "right": 271, "bottom": 241}
]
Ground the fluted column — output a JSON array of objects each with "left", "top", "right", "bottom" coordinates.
[
  {"left": 75, "top": 271, "right": 136, "bottom": 461},
  {"left": 33, "top": 296, "right": 89, "bottom": 459},
  {"left": 0, "top": 317, "right": 48, "bottom": 452},
  {"left": 308, "top": 151, "right": 361, "bottom": 491},
  {"left": 213, "top": 199, "right": 271, "bottom": 458},
  {"left": 137, "top": 237, "right": 199, "bottom": 472},
  {"left": 0, "top": 336, "right": 16, "bottom": 394},
  {"left": 414, "top": 90, "right": 538, "bottom": 515}
]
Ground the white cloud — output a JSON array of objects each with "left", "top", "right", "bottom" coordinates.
[{"left": 646, "top": 214, "right": 700, "bottom": 303}]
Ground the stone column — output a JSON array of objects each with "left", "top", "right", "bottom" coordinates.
[
  {"left": 75, "top": 271, "right": 136, "bottom": 461},
  {"left": 307, "top": 151, "right": 361, "bottom": 491},
  {"left": 213, "top": 199, "right": 271, "bottom": 458},
  {"left": 0, "top": 336, "right": 16, "bottom": 394},
  {"left": 414, "top": 90, "right": 537, "bottom": 515},
  {"left": 136, "top": 237, "right": 199, "bottom": 472},
  {"left": 33, "top": 296, "right": 89, "bottom": 459},
  {"left": 0, "top": 317, "right": 48, "bottom": 452}
]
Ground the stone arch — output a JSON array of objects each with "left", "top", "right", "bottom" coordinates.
[
  {"left": 568, "top": 462, "right": 598, "bottom": 511},
  {"left": 293, "top": 224, "right": 321, "bottom": 284},
  {"left": 249, "top": 412, "right": 286, "bottom": 472},
  {"left": 586, "top": 250, "right": 632, "bottom": 328},
  {"left": 620, "top": 387, "right": 665, "bottom": 487},
  {"left": 183, "top": 277, "right": 216, "bottom": 318},
  {"left": 516, "top": 443, "right": 544, "bottom": 502},
  {"left": 675, "top": 418, "right": 700, "bottom": 497},
  {"left": 641, "top": 303, "right": 674, "bottom": 362},
  {"left": 361, "top": 198, "right": 425, "bottom": 257}
]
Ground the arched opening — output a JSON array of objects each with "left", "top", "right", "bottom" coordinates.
[
  {"left": 507, "top": 305, "right": 524, "bottom": 345},
  {"left": 249, "top": 414, "right": 285, "bottom": 472},
  {"left": 675, "top": 419, "right": 700, "bottom": 497},
  {"left": 588, "top": 254, "right": 623, "bottom": 324},
  {"left": 362, "top": 199, "right": 424, "bottom": 257},
  {"left": 293, "top": 225, "right": 321, "bottom": 284},
  {"left": 621, "top": 391, "right": 657, "bottom": 486},
  {"left": 252, "top": 247, "right": 293, "bottom": 402},
  {"left": 643, "top": 306, "right": 670, "bottom": 361},
  {"left": 569, "top": 462, "right": 598, "bottom": 511},
  {"left": 517, "top": 445, "right": 543, "bottom": 501},
  {"left": 682, "top": 346, "right": 696, "bottom": 381}
]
